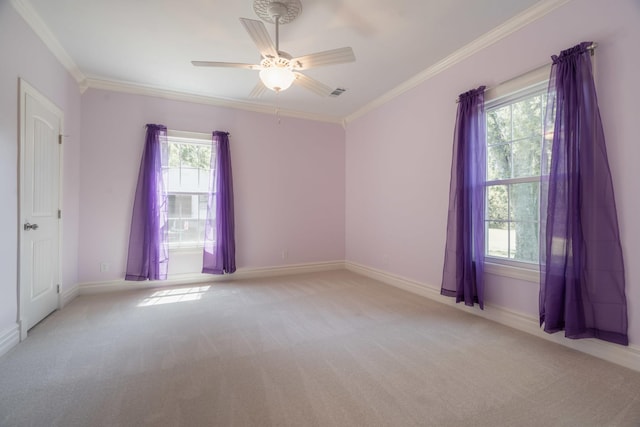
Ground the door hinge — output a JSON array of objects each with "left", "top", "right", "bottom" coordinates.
[
  {"left": 56, "top": 284, "right": 60, "bottom": 294},
  {"left": 58, "top": 209, "right": 61, "bottom": 219},
  {"left": 58, "top": 134, "right": 63, "bottom": 145}
]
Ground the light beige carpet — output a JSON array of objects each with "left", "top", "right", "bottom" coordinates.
[{"left": 1, "top": 270, "right": 639, "bottom": 426}]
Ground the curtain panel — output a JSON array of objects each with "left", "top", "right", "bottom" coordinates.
[
  {"left": 202, "top": 131, "right": 236, "bottom": 274},
  {"left": 441, "top": 86, "right": 487, "bottom": 308},
  {"left": 125, "top": 124, "right": 169, "bottom": 281},
  {"left": 540, "top": 42, "right": 628, "bottom": 345}
]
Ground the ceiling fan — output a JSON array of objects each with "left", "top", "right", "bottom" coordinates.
[{"left": 192, "top": 0, "right": 355, "bottom": 97}]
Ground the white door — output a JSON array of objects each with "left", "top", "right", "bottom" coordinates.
[{"left": 19, "top": 79, "right": 62, "bottom": 335}]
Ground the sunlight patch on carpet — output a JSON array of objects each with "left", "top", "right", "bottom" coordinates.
[{"left": 137, "top": 286, "right": 211, "bottom": 307}]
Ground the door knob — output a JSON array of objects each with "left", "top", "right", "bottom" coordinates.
[{"left": 24, "top": 222, "right": 39, "bottom": 231}]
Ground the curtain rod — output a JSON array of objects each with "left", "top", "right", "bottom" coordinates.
[
  {"left": 148, "top": 127, "right": 232, "bottom": 137},
  {"left": 455, "top": 43, "right": 597, "bottom": 103}
]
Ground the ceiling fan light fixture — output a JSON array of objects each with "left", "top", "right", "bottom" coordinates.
[
  {"left": 259, "top": 65, "right": 295, "bottom": 93},
  {"left": 192, "top": 0, "right": 354, "bottom": 98}
]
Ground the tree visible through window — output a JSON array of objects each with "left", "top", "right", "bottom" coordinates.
[
  {"left": 486, "top": 87, "right": 546, "bottom": 263},
  {"left": 163, "top": 135, "right": 213, "bottom": 249}
]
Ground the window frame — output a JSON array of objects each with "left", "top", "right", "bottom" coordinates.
[
  {"left": 483, "top": 70, "right": 549, "bottom": 278},
  {"left": 164, "top": 130, "right": 213, "bottom": 251}
]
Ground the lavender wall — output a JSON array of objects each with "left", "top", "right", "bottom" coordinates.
[
  {"left": 0, "top": 3, "right": 81, "bottom": 333},
  {"left": 345, "top": 0, "right": 640, "bottom": 345},
  {"left": 78, "top": 90, "right": 345, "bottom": 283}
]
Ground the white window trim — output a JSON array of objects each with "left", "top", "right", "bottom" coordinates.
[
  {"left": 485, "top": 260, "right": 540, "bottom": 283},
  {"left": 167, "top": 129, "right": 211, "bottom": 142},
  {"left": 485, "top": 64, "right": 550, "bottom": 105},
  {"left": 483, "top": 67, "right": 550, "bottom": 283}
]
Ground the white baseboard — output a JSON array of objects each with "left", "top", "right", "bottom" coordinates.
[
  {"left": 78, "top": 261, "right": 346, "bottom": 295},
  {"left": 0, "top": 323, "right": 20, "bottom": 358},
  {"left": 61, "top": 285, "right": 80, "bottom": 308},
  {"left": 345, "top": 261, "right": 640, "bottom": 373}
]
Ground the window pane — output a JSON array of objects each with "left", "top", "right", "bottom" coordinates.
[
  {"left": 181, "top": 167, "right": 199, "bottom": 191},
  {"left": 487, "top": 144, "right": 511, "bottom": 180},
  {"left": 199, "top": 169, "right": 211, "bottom": 190},
  {"left": 487, "top": 105, "right": 511, "bottom": 145},
  {"left": 168, "top": 194, "right": 193, "bottom": 218},
  {"left": 487, "top": 221, "right": 510, "bottom": 258},
  {"left": 181, "top": 219, "right": 201, "bottom": 243},
  {"left": 542, "top": 130, "right": 553, "bottom": 173},
  {"left": 164, "top": 136, "right": 213, "bottom": 249},
  {"left": 509, "top": 182, "right": 538, "bottom": 221},
  {"left": 199, "top": 194, "right": 208, "bottom": 219},
  {"left": 177, "top": 143, "right": 211, "bottom": 169},
  {"left": 168, "top": 193, "right": 208, "bottom": 247},
  {"left": 512, "top": 138, "right": 541, "bottom": 178},
  {"left": 510, "top": 221, "right": 539, "bottom": 262},
  {"left": 512, "top": 95, "right": 542, "bottom": 140},
  {"left": 166, "top": 143, "right": 212, "bottom": 193},
  {"left": 487, "top": 185, "right": 508, "bottom": 221},
  {"left": 485, "top": 88, "right": 546, "bottom": 263},
  {"left": 168, "top": 143, "right": 180, "bottom": 167},
  {"left": 510, "top": 182, "right": 539, "bottom": 262}
]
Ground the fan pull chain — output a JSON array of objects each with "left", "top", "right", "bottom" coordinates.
[{"left": 275, "top": 15, "right": 280, "bottom": 53}]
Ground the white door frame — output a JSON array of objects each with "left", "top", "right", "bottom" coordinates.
[{"left": 18, "top": 78, "right": 64, "bottom": 340}]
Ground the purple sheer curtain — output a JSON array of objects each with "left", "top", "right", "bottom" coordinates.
[
  {"left": 540, "top": 42, "right": 628, "bottom": 345},
  {"left": 125, "top": 124, "right": 168, "bottom": 281},
  {"left": 441, "top": 86, "right": 486, "bottom": 308},
  {"left": 203, "top": 131, "right": 236, "bottom": 274}
]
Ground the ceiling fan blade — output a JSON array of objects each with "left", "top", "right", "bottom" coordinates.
[
  {"left": 191, "top": 61, "right": 260, "bottom": 69},
  {"left": 249, "top": 81, "right": 267, "bottom": 98},
  {"left": 293, "top": 72, "right": 334, "bottom": 97},
  {"left": 291, "top": 47, "right": 355, "bottom": 70},
  {"left": 239, "top": 18, "right": 278, "bottom": 59}
]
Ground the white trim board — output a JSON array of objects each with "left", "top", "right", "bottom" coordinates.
[
  {"left": 0, "top": 323, "right": 20, "bottom": 358},
  {"left": 61, "top": 285, "right": 79, "bottom": 308},
  {"left": 344, "top": 261, "right": 640, "bottom": 373},
  {"left": 77, "top": 261, "right": 345, "bottom": 295},
  {"left": 10, "top": 0, "right": 86, "bottom": 85},
  {"left": 84, "top": 78, "right": 344, "bottom": 125},
  {"left": 485, "top": 261, "right": 539, "bottom": 283}
]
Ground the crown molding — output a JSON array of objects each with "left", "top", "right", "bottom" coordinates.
[
  {"left": 344, "top": 0, "right": 571, "bottom": 124},
  {"left": 10, "top": 0, "right": 86, "bottom": 85},
  {"left": 85, "top": 77, "right": 344, "bottom": 125}
]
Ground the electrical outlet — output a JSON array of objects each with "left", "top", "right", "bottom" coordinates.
[{"left": 100, "top": 262, "right": 110, "bottom": 272}]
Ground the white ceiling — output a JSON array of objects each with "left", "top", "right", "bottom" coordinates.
[{"left": 23, "top": 0, "right": 546, "bottom": 121}]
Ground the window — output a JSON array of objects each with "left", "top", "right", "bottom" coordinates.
[
  {"left": 485, "top": 83, "right": 547, "bottom": 265},
  {"left": 163, "top": 132, "right": 214, "bottom": 249}
]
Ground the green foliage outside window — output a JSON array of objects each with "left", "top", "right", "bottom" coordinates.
[{"left": 168, "top": 143, "right": 211, "bottom": 169}]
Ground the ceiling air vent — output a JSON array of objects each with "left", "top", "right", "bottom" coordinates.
[{"left": 330, "top": 88, "right": 347, "bottom": 97}]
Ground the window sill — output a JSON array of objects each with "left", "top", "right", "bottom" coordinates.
[{"left": 485, "top": 261, "right": 539, "bottom": 284}]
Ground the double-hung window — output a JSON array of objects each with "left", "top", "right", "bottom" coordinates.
[
  {"left": 485, "top": 81, "right": 548, "bottom": 267},
  {"left": 163, "top": 131, "right": 213, "bottom": 250}
]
